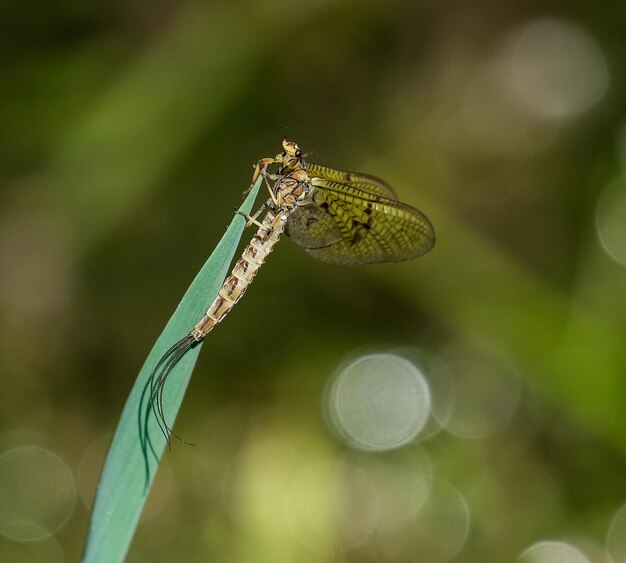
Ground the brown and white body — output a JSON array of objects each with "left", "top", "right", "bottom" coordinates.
[
  {"left": 189, "top": 209, "right": 285, "bottom": 341},
  {"left": 190, "top": 168, "right": 310, "bottom": 342},
  {"left": 149, "top": 167, "right": 311, "bottom": 444}
]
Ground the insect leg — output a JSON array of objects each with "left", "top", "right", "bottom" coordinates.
[{"left": 234, "top": 208, "right": 266, "bottom": 228}]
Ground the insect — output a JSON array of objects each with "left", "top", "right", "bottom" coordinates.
[{"left": 149, "top": 140, "right": 435, "bottom": 445}]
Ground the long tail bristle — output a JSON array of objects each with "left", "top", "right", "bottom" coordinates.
[{"left": 148, "top": 335, "right": 197, "bottom": 448}]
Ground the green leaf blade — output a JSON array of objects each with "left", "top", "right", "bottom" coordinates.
[{"left": 82, "top": 176, "right": 263, "bottom": 563}]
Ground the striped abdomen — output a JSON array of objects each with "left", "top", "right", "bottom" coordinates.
[{"left": 190, "top": 210, "right": 285, "bottom": 341}]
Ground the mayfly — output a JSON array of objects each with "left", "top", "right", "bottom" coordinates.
[{"left": 149, "top": 140, "right": 435, "bottom": 445}]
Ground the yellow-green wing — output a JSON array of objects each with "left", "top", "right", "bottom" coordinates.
[
  {"left": 285, "top": 202, "right": 342, "bottom": 250},
  {"left": 305, "top": 162, "right": 397, "bottom": 200},
  {"left": 287, "top": 178, "right": 435, "bottom": 265}
]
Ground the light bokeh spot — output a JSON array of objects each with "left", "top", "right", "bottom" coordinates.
[
  {"left": 519, "top": 540, "right": 590, "bottom": 563},
  {"left": 376, "top": 478, "right": 470, "bottom": 562},
  {"left": 0, "top": 446, "right": 76, "bottom": 541},
  {"left": 0, "top": 535, "right": 65, "bottom": 563},
  {"left": 508, "top": 18, "right": 609, "bottom": 119},
  {"left": 607, "top": 503, "right": 626, "bottom": 563},
  {"left": 285, "top": 460, "right": 377, "bottom": 553},
  {"left": 432, "top": 346, "right": 520, "bottom": 439},
  {"left": 325, "top": 354, "right": 431, "bottom": 451},
  {"left": 596, "top": 178, "right": 626, "bottom": 266}
]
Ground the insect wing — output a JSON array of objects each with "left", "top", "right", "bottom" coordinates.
[
  {"left": 305, "top": 162, "right": 397, "bottom": 199},
  {"left": 285, "top": 203, "right": 342, "bottom": 249},
  {"left": 297, "top": 178, "right": 435, "bottom": 265}
]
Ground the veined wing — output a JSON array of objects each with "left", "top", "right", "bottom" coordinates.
[
  {"left": 305, "top": 162, "right": 397, "bottom": 199},
  {"left": 286, "top": 177, "right": 435, "bottom": 265}
]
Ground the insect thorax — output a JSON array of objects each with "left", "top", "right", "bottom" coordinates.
[{"left": 273, "top": 169, "right": 311, "bottom": 207}]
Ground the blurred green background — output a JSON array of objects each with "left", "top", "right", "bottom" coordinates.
[{"left": 1, "top": 1, "right": 626, "bottom": 562}]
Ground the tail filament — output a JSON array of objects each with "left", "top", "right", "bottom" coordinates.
[{"left": 148, "top": 335, "right": 197, "bottom": 448}]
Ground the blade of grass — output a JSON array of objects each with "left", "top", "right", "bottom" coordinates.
[{"left": 82, "top": 175, "right": 263, "bottom": 563}]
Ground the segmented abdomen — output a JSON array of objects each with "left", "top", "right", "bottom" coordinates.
[{"left": 190, "top": 211, "right": 285, "bottom": 340}]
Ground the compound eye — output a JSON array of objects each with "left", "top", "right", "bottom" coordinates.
[{"left": 295, "top": 149, "right": 302, "bottom": 157}]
